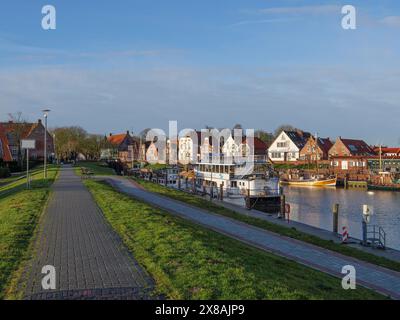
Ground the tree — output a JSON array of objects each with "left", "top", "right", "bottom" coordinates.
[
  {"left": 255, "top": 130, "right": 275, "bottom": 146},
  {"left": 274, "top": 124, "right": 299, "bottom": 137},
  {"left": 233, "top": 123, "right": 243, "bottom": 130}
]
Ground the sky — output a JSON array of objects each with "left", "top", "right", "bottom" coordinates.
[{"left": 0, "top": 0, "right": 399, "bottom": 145}]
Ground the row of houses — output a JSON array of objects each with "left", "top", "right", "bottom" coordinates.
[
  {"left": 101, "top": 130, "right": 269, "bottom": 166},
  {"left": 105, "top": 128, "right": 399, "bottom": 163},
  {"left": 268, "top": 130, "right": 400, "bottom": 174},
  {"left": 0, "top": 120, "right": 54, "bottom": 164}
]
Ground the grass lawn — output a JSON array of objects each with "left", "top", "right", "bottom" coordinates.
[
  {"left": 85, "top": 179, "right": 383, "bottom": 300},
  {"left": 74, "top": 161, "right": 115, "bottom": 176},
  {"left": 133, "top": 178, "right": 400, "bottom": 273},
  {"left": 0, "top": 166, "right": 59, "bottom": 299}
]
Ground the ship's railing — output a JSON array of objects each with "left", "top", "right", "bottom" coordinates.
[{"left": 199, "top": 155, "right": 268, "bottom": 164}]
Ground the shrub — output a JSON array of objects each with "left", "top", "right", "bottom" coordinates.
[{"left": 0, "top": 167, "right": 11, "bottom": 178}]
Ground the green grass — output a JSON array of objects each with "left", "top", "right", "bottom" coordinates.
[
  {"left": 85, "top": 179, "right": 383, "bottom": 300},
  {"left": 74, "top": 161, "right": 115, "bottom": 176},
  {"left": 133, "top": 178, "right": 400, "bottom": 273},
  {"left": 0, "top": 167, "right": 59, "bottom": 299}
]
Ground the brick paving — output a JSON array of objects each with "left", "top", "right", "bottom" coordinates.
[
  {"left": 23, "top": 167, "right": 155, "bottom": 300},
  {"left": 108, "top": 176, "right": 400, "bottom": 299}
]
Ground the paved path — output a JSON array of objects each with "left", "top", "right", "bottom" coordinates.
[
  {"left": 23, "top": 167, "right": 155, "bottom": 300},
  {"left": 107, "top": 176, "right": 400, "bottom": 299}
]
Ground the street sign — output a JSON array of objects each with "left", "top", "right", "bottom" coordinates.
[
  {"left": 21, "top": 139, "right": 36, "bottom": 149},
  {"left": 21, "top": 140, "right": 36, "bottom": 189}
]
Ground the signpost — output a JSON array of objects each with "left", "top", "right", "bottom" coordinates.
[{"left": 21, "top": 140, "right": 36, "bottom": 189}]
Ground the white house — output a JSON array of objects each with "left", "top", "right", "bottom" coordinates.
[{"left": 268, "top": 130, "right": 311, "bottom": 162}]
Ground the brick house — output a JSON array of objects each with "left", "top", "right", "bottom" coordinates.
[
  {"left": 0, "top": 119, "right": 54, "bottom": 162},
  {"left": 101, "top": 131, "right": 139, "bottom": 163},
  {"left": 300, "top": 136, "right": 333, "bottom": 161},
  {"left": 328, "top": 137, "right": 376, "bottom": 157},
  {"left": 328, "top": 137, "right": 375, "bottom": 176}
]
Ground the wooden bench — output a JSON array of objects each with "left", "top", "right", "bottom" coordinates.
[{"left": 81, "top": 167, "right": 94, "bottom": 179}]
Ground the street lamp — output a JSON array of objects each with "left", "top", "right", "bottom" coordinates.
[{"left": 42, "top": 109, "right": 51, "bottom": 178}]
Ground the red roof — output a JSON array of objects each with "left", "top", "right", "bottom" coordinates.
[
  {"left": 0, "top": 121, "right": 38, "bottom": 139},
  {"left": 340, "top": 138, "right": 376, "bottom": 156},
  {"left": 316, "top": 137, "right": 333, "bottom": 154},
  {"left": 107, "top": 133, "right": 128, "bottom": 145},
  {"left": 0, "top": 124, "right": 13, "bottom": 162},
  {"left": 242, "top": 137, "right": 267, "bottom": 150},
  {"left": 373, "top": 147, "right": 400, "bottom": 155}
]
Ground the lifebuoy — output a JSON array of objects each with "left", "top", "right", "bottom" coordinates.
[{"left": 285, "top": 203, "right": 291, "bottom": 214}]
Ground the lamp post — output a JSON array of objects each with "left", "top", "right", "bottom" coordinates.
[{"left": 42, "top": 109, "right": 51, "bottom": 178}]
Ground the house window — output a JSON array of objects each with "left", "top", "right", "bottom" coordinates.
[{"left": 10, "top": 146, "right": 18, "bottom": 159}]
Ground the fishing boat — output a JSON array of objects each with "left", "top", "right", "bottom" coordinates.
[
  {"left": 279, "top": 175, "right": 337, "bottom": 187},
  {"left": 278, "top": 133, "right": 337, "bottom": 187},
  {"left": 368, "top": 172, "right": 400, "bottom": 192}
]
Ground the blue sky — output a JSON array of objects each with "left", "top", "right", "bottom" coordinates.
[{"left": 1, "top": 1, "right": 400, "bottom": 144}]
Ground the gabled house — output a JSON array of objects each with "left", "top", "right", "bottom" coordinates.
[
  {"left": 178, "top": 131, "right": 202, "bottom": 164},
  {"left": 145, "top": 141, "right": 163, "bottom": 164},
  {"left": 0, "top": 119, "right": 54, "bottom": 162},
  {"left": 300, "top": 136, "right": 333, "bottom": 161},
  {"left": 101, "top": 131, "right": 139, "bottom": 163},
  {"left": 328, "top": 137, "right": 376, "bottom": 157},
  {"left": 329, "top": 138, "right": 375, "bottom": 174},
  {"left": 268, "top": 130, "right": 311, "bottom": 162}
]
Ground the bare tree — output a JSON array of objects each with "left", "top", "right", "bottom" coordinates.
[{"left": 8, "top": 112, "right": 28, "bottom": 169}]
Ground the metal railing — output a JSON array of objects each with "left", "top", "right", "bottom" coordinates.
[{"left": 366, "top": 225, "right": 386, "bottom": 249}]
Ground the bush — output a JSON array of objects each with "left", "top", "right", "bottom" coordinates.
[{"left": 0, "top": 167, "right": 11, "bottom": 178}]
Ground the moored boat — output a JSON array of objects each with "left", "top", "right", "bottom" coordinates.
[{"left": 279, "top": 175, "right": 337, "bottom": 187}]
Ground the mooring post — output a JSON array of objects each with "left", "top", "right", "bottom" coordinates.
[
  {"left": 280, "top": 194, "right": 286, "bottom": 219},
  {"left": 362, "top": 220, "right": 367, "bottom": 245},
  {"left": 332, "top": 203, "right": 339, "bottom": 234}
]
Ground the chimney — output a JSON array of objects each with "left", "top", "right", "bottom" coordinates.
[
  {"left": 109, "top": 133, "right": 113, "bottom": 137},
  {"left": 38, "top": 119, "right": 42, "bottom": 124},
  {"left": 127, "top": 130, "right": 130, "bottom": 135}
]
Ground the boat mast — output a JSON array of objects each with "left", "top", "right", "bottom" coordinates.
[{"left": 315, "top": 133, "right": 319, "bottom": 175}]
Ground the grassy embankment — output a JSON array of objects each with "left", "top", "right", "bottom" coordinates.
[
  {"left": 132, "top": 178, "right": 400, "bottom": 273},
  {"left": 85, "top": 179, "right": 383, "bottom": 299},
  {"left": 74, "top": 161, "right": 116, "bottom": 176},
  {"left": 0, "top": 166, "right": 59, "bottom": 299}
]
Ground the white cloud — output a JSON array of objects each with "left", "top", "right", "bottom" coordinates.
[
  {"left": 380, "top": 16, "right": 400, "bottom": 27},
  {"left": 0, "top": 65, "right": 399, "bottom": 145},
  {"left": 258, "top": 5, "right": 340, "bottom": 15}
]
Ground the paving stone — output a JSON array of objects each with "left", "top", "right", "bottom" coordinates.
[{"left": 23, "top": 167, "right": 155, "bottom": 300}]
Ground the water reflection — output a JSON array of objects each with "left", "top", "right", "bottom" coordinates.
[{"left": 283, "top": 186, "right": 400, "bottom": 250}]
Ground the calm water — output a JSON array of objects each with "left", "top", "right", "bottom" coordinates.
[
  {"left": 224, "top": 184, "right": 400, "bottom": 250},
  {"left": 282, "top": 186, "right": 400, "bottom": 250}
]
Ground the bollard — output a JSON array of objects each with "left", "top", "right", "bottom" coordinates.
[
  {"left": 332, "top": 203, "right": 339, "bottom": 234},
  {"left": 280, "top": 195, "right": 286, "bottom": 220},
  {"left": 220, "top": 183, "right": 224, "bottom": 201}
]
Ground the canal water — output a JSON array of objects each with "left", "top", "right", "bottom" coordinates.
[
  {"left": 282, "top": 186, "right": 400, "bottom": 250},
  {"left": 223, "top": 184, "right": 400, "bottom": 250}
]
